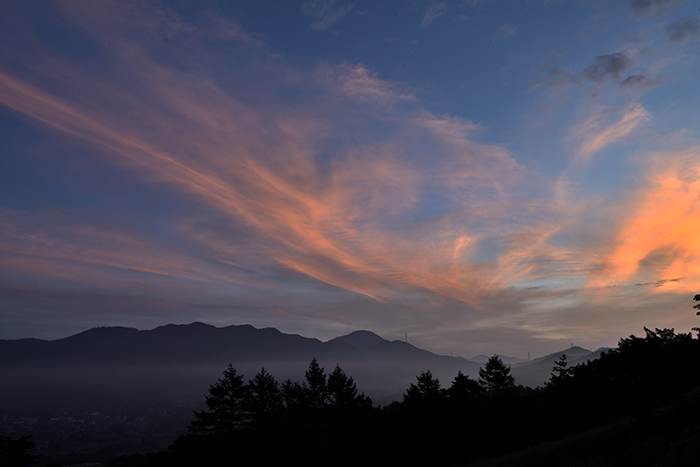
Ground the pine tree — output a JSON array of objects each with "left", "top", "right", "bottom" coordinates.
[
  {"left": 327, "top": 364, "right": 360, "bottom": 408},
  {"left": 281, "top": 379, "right": 306, "bottom": 411},
  {"left": 478, "top": 355, "right": 515, "bottom": 394},
  {"left": 304, "top": 357, "right": 327, "bottom": 409},
  {"left": 190, "top": 364, "right": 250, "bottom": 435},
  {"left": 404, "top": 370, "right": 443, "bottom": 403},
  {"left": 447, "top": 371, "right": 482, "bottom": 401},
  {"left": 248, "top": 367, "right": 282, "bottom": 424},
  {"left": 549, "top": 354, "right": 573, "bottom": 384}
]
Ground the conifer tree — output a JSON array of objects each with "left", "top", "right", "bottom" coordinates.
[
  {"left": 327, "top": 364, "right": 360, "bottom": 408},
  {"left": 304, "top": 357, "right": 327, "bottom": 409},
  {"left": 447, "top": 371, "right": 482, "bottom": 400},
  {"left": 248, "top": 367, "right": 282, "bottom": 423},
  {"left": 190, "top": 364, "right": 250, "bottom": 434},
  {"left": 281, "top": 379, "right": 306, "bottom": 411},
  {"left": 478, "top": 355, "right": 515, "bottom": 394},
  {"left": 548, "top": 354, "right": 573, "bottom": 387},
  {"left": 404, "top": 370, "right": 443, "bottom": 403}
]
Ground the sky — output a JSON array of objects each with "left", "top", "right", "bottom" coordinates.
[{"left": 1, "top": 0, "right": 700, "bottom": 359}]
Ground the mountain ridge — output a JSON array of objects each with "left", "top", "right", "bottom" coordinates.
[
  {"left": 0, "top": 323, "right": 478, "bottom": 409},
  {"left": 0, "top": 322, "right": 610, "bottom": 408}
]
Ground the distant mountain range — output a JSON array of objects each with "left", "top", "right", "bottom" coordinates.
[
  {"left": 0, "top": 323, "right": 610, "bottom": 409},
  {"left": 510, "top": 345, "right": 611, "bottom": 388}
]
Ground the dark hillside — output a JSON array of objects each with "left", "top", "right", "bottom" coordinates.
[{"left": 104, "top": 327, "right": 700, "bottom": 467}]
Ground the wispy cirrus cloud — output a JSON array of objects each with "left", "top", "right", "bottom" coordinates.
[
  {"left": 0, "top": 208, "right": 271, "bottom": 291},
  {"left": 0, "top": 15, "right": 530, "bottom": 317},
  {"left": 574, "top": 103, "right": 651, "bottom": 161},
  {"left": 491, "top": 24, "right": 517, "bottom": 46},
  {"left": 302, "top": 0, "right": 353, "bottom": 30},
  {"left": 422, "top": 3, "right": 448, "bottom": 28},
  {"left": 315, "top": 62, "right": 415, "bottom": 102}
]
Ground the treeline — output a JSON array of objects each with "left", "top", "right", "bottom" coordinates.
[{"left": 106, "top": 327, "right": 700, "bottom": 466}]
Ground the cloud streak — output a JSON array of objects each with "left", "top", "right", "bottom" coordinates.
[
  {"left": 575, "top": 103, "right": 651, "bottom": 162},
  {"left": 422, "top": 3, "right": 448, "bottom": 28},
  {"left": 302, "top": 0, "right": 353, "bottom": 30},
  {"left": 492, "top": 24, "right": 517, "bottom": 46}
]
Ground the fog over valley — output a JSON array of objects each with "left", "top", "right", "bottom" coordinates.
[{"left": 1, "top": 322, "right": 607, "bottom": 412}]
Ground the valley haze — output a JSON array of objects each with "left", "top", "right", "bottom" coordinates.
[{"left": 0, "top": 322, "right": 607, "bottom": 412}]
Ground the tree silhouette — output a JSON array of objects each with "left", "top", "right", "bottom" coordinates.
[
  {"left": 304, "top": 357, "right": 327, "bottom": 409},
  {"left": 447, "top": 371, "right": 482, "bottom": 401},
  {"left": 693, "top": 294, "right": 700, "bottom": 336},
  {"left": 248, "top": 367, "right": 282, "bottom": 424},
  {"left": 404, "top": 370, "right": 442, "bottom": 403},
  {"left": 0, "top": 436, "right": 37, "bottom": 467},
  {"left": 281, "top": 379, "right": 306, "bottom": 412},
  {"left": 327, "top": 364, "right": 359, "bottom": 408},
  {"left": 549, "top": 354, "right": 573, "bottom": 384},
  {"left": 189, "top": 364, "right": 250, "bottom": 434},
  {"left": 478, "top": 355, "right": 515, "bottom": 394}
]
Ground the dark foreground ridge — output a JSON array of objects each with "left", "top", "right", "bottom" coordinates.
[
  {"left": 5, "top": 326, "right": 700, "bottom": 466},
  {"left": 4, "top": 322, "right": 700, "bottom": 466},
  {"left": 103, "top": 327, "right": 700, "bottom": 467}
]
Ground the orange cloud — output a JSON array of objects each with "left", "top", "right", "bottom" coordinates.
[
  {"left": 0, "top": 34, "right": 538, "bottom": 312},
  {"left": 591, "top": 148, "right": 700, "bottom": 290}
]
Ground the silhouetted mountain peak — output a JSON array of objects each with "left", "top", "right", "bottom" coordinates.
[
  {"left": 563, "top": 345, "right": 590, "bottom": 355},
  {"left": 526, "top": 346, "right": 591, "bottom": 366},
  {"left": 61, "top": 326, "right": 139, "bottom": 343},
  {"left": 328, "top": 330, "right": 388, "bottom": 349},
  {"left": 154, "top": 322, "right": 215, "bottom": 331}
]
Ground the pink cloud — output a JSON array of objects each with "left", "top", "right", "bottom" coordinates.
[
  {"left": 315, "top": 62, "right": 415, "bottom": 102},
  {"left": 574, "top": 103, "right": 651, "bottom": 162},
  {"left": 591, "top": 148, "right": 700, "bottom": 291},
  {"left": 0, "top": 52, "right": 533, "bottom": 312}
]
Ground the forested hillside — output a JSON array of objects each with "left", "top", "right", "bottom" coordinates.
[{"left": 98, "top": 326, "right": 700, "bottom": 467}]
